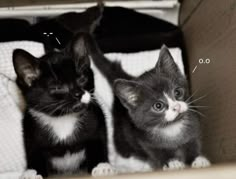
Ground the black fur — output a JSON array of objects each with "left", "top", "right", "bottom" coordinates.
[
  {"left": 13, "top": 35, "right": 108, "bottom": 177},
  {"left": 81, "top": 33, "right": 203, "bottom": 170},
  {"left": 30, "top": 3, "right": 103, "bottom": 52}
]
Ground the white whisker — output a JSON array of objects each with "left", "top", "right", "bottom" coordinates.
[
  {"left": 188, "top": 95, "right": 207, "bottom": 105},
  {"left": 189, "top": 109, "right": 206, "bottom": 118},
  {"left": 48, "top": 101, "right": 71, "bottom": 116},
  {"left": 185, "top": 88, "right": 200, "bottom": 102},
  {"left": 34, "top": 100, "right": 67, "bottom": 112},
  {"left": 189, "top": 105, "right": 210, "bottom": 108}
]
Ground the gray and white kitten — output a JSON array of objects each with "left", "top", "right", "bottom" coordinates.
[{"left": 81, "top": 33, "right": 211, "bottom": 173}]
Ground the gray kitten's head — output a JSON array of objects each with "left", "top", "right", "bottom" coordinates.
[{"left": 114, "top": 45, "right": 191, "bottom": 131}]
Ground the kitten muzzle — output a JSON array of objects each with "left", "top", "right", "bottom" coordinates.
[{"left": 72, "top": 103, "right": 87, "bottom": 112}]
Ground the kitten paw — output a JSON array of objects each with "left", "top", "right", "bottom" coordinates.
[
  {"left": 191, "top": 156, "right": 211, "bottom": 168},
  {"left": 92, "top": 163, "right": 118, "bottom": 177},
  {"left": 20, "top": 169, "right": 43, "bottom": 179},
  {"left": 163, "top": 159, "right": 185, "bottom": 171}
]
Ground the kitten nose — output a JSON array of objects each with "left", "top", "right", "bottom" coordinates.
[{"left": 173, "top": 103, "right": 181, "bottom": 112}]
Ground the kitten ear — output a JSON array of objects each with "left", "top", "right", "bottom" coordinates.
[
  {"left": 114, "top": 79, "right": 143, "bottom": 109},
  {"left": 72, "top": 33, "right": 90, "bottom": 69},
  {"left": 156, "top": 45, "right": 181, "bottom": 75},
  {"left": 13, "top": 49, "right": 40, "bottom": 87}
]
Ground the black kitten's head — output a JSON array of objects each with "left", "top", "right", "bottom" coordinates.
[
  {"left": 114, "top": 45, "right": 191, "bottom": 130},
  {"left": 13, "top": 35, "right": 94, "bottom": 116}
]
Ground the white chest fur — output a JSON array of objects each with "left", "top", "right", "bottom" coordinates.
[
  {"left": 159, "top": 121, "right": 185, "bottom": 138},
  {"left": 51, "top": 150, "right": 85, "bottom": 172},
  {"left": 29, "top": 109, "right": 80, "bottom": 141}
]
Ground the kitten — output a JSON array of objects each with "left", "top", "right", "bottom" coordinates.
[
  {"left": 13, "top": 35, "right": 108, "bottom": 177},
  {"left": 81, "top": 33, "right": 210, "bottom": 173}
]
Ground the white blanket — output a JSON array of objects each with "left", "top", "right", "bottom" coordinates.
[
  {"left": 0, "top": 41, "right": 45, "bottom": 178},
  {"left": 0, "top": 41, "right": 184, "bottom": 177}
]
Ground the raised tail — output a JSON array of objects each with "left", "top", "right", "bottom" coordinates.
[{"left": 77, "top": 32, "right": 131, "bottom": 85}]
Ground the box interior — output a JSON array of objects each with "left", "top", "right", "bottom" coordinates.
[{"left": 180, "top": 0, "right": 236, "bottom": 164}]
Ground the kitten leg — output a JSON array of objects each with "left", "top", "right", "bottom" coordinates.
[
  {"left": 92, "top": 163, "right": 118, "bottom": 177},
  {"left": 191, "top": 156, "right": 211, "bottom": 168},
  {"left": 163, "top": 159, "right": 185, "bottom": 171},
  {"left": 86, "top": 122, "right": 109, "bottom": 174},
  {"left": 25, "top": 147, "right": 49, "bottom": 177},
  {"left": 184, "top": 140, "right": 211, "bottom": 168},
  {"left": 161, "top": 148, "right": 186, "bottom": 171},
  {"left": 20, "top": 169, "right": 43, "bottom": 179}
]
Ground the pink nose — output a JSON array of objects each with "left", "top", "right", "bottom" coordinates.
[{"left": 173, "top": 103, "right": 181, "bottom": 112}]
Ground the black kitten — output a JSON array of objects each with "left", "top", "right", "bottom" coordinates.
[
  {"left": 82, "top": 33, "right": 210, "bottom": 173},
  {"left": 13, "top": 35, "right": 108, "bottom": 177}
]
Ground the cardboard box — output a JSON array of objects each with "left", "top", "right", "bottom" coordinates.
[
  {"left": 2, "top": 0, "right": 236, "bottom": 178},
  {"left": 181, "top": 0, "right": 236, "bottom": 164}
]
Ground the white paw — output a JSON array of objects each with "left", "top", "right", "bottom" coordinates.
[
  {"left": 163, "top": 159, "right": 185, "bottom": 171},
  {"left": 191, "top": 156, "right": 211, "bottom": 168},
  {"left": 92, "top": 163, "right": 118, "bottom": 177},
  {"left": 20, "top": 169, "right": 43, "bottom": 179}
]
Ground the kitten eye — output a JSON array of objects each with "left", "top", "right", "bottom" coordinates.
[
  {"left": 49, "top": 85, "right": 68, "bottom": 95},
  {"left": 152, "top": 102, "right": 165, "bottom": 112},
  {"left": 77, "top": 77, "right": 87, "bottom": 85},
  {"left": 174, "top": 88, "right": 184, "bottom": 99}
]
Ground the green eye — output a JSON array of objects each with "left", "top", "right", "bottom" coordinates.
[
  {"left": 152, "top": 101, "right": 165, "bottom": 112},
  {"left": 174, "top": 88, "right": 184, "bottom": 98}
]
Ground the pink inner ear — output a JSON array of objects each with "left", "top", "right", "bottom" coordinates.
[
  {"left": 22, "top": 67, "right": 40, "bottom": 86},
  {"left": 24, "top": 75, "right": 37, "bottom": 87},
  {"left": 128, "top": 94, "right": 138, "bottom": 105},
  {"left": 114, "top": 79, "right": 141, "bottom": 108}
]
